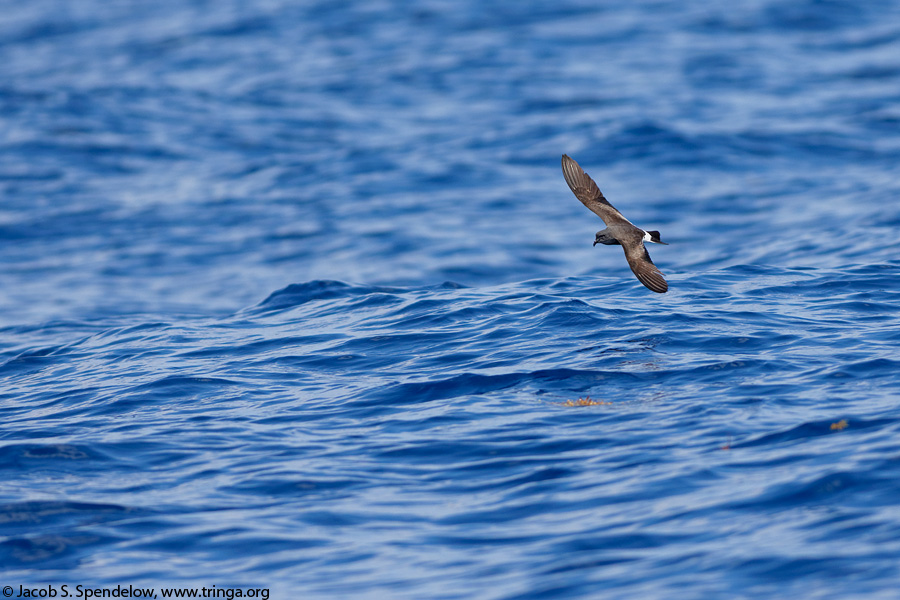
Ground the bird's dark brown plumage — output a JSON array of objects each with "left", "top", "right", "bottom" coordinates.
[{"left": 561, "top": 154, "right": 669, "bottom": 293}]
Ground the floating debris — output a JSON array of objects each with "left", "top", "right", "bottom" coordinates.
[
  {"left": 560, "top": 396, "right": 613, "bottom": 407},
  {"left": 830, "top": 419, "right": 848, "bottom": 431}
]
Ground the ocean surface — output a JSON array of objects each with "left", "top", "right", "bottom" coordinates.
[{"left": 3, "top": 0, "right": 900, "bottom": 598}]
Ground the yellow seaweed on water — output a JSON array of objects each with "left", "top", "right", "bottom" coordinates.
[{"left": 559, "top": 396, "right": 613, "bottom": 407}]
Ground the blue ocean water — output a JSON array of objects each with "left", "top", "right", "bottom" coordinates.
[{"left": 3, "top": 0, "right": 900, "bottom": 597}]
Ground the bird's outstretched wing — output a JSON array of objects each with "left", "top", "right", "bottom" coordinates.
[
  {"left": 561, "top": 154, "right": 628, "bottom": 225},
  {"left": 623, "top": 243, "right": 668, "bottom": 293}
]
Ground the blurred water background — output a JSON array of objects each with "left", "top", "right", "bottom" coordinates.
[{"left": 3, "top": 0, "right": 900, "bottom": 598}]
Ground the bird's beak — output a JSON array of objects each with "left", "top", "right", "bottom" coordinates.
[
  {"left": 593, "top": 240, "right": 599, "bottom": 246},
  {"left": 658, "top": 241, "right": 669, "bottom": 245}
]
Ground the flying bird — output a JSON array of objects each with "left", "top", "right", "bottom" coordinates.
[{"left": 561, "top": 154, "right": 669, "bottom": 293}]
